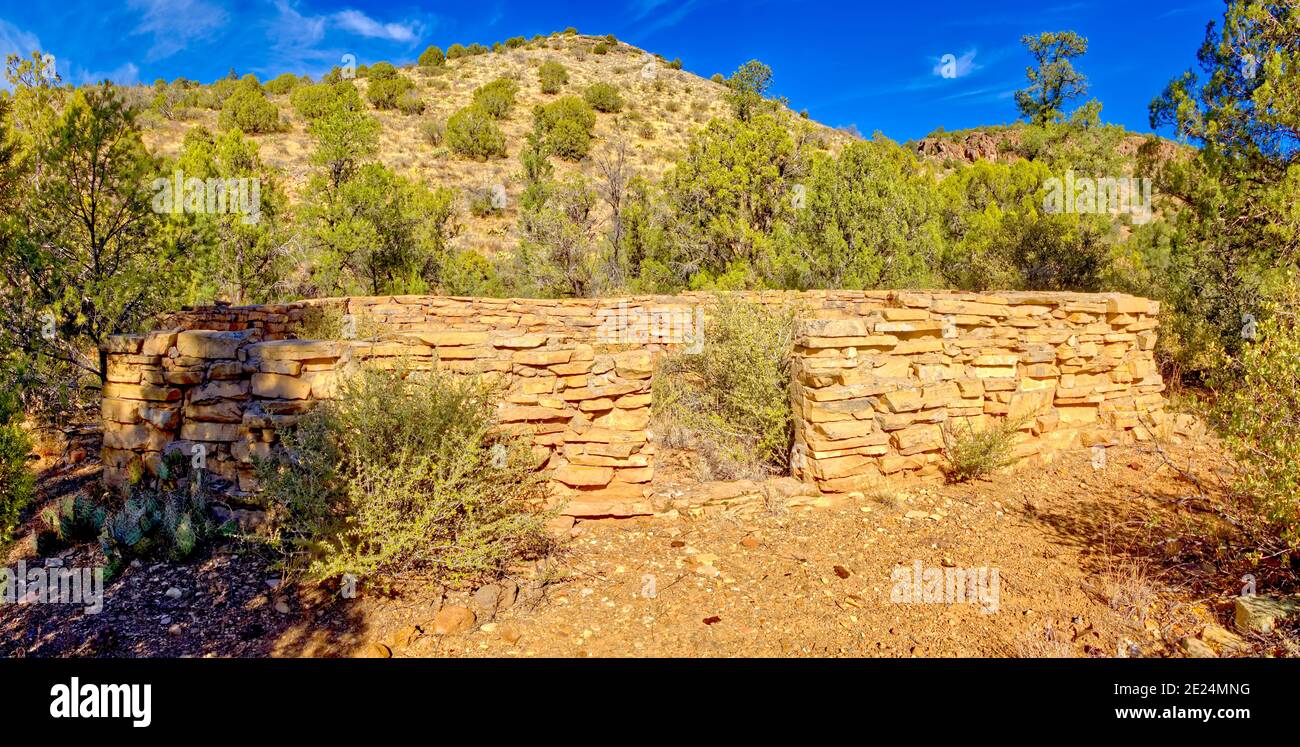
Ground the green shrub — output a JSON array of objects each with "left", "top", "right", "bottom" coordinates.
[
  {"left": 941, "top": 417, "right": 1027, "bottom": 482},
  {"left": 396, "top": 90, "right": 426, "bottom": 115},
  {"left": 418, "top": 45, "right": 445, "bottom": 68},
  {"left": 366, "top": 71, "right": 415, "bottom": 110},
  {"left": 469, "top": 187, "right": 501, "bottom": 217},
  {"left": 264, "top": 73, "right": 304, "bottom": 95},
  {"left": 669, "top": 58, "right": 683, "bottom": 70},
  {"left": 446, "top": 105, "right": 508, "bottom": 160},
  {"left": 604, "top": 34, "right": 617, "bottom": 44},
  {"left": 652, "top": 298, "right": 795, "bottom": 480},
  {"left": 711, "top": 73, "right": 725, "bottom": 84},
  {"left": 257, "top": 366, "right": 554, "bottom": 583},
  {"left": 218, "top": 83, "right": 282, "bottom": 133},
  {"left": 1213, "top": 286, "right": 1300, "bottom": 546},
  {"left": 538, "top": 61, "right": 568, "bottom": 94},
  {"left": 467, "top": 43, "right": 488, "bottom": 56},
  {"left": 420, "top": 118, "right": 445, "bottom": 146},
  {"left": 290, "top": 80, "right": 363, "bottom": 120},
  {"left": 584, "top": 82, "right": 623, "bottom": 113},
  {"left": 593, "top": 42, "right": 609, "bottom": 55},
  {"left": 533, "top": 96, "right": 596, "bottom": 160},
  {"left": 505, "top": 36, "right": 527, "bottom": 49},
  {"left": 472, "top": 78, "right": 518, "bottom": 118},
  {"left": 367, "top": 62, "right": 399, "bottom": 79},
  {"left": 563, "top": 27, "right": 578, "bottom": 36},
  {"left": 447, "top": 43, "right": 468, "bottom": 60},
  {"left": 0, "top": 390, "right": 34, "bottom": 547}
]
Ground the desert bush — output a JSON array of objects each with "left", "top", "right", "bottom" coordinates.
[
  {"left": 218, "top": 82, "right": 282, "bottom": 133},
  {"left": 290, "top": 80, "right": 363, "bottom": 120},
  {"left": 447, "top": 43, "right": 468, "bottom": 60},
  {"left": 0, "top": 390, "right": 34, "bottom": 547},
  {"left": 1213, "top": 286, "right": 1300, "bottom": 546},
  {"left": 446, "top": 105, "right": 507, "bottom": 160},
  {"left": 472, "top": 78, "right": 518, "bottom": 118},
  {"left": 941, "top": 417, "right": 1026, "bottom": 482},
  {"left": 366, "top": 68, "right": 415, "bottom": 110},
  {"left": 418, "top": 45, "right": 445, "bottom": 68},
  {"left": 420, "top": 118, "right": 445, "bottom": 146},
  {"left": 467, "top": 43, "right": 488, "bottom": 56},
  {"left": 652, "top": 298, "right": 796, "bottom": 480},
  {"left": 538, "top": 61, "right": 568, "bottom": 94},
  {"left": 533, "top": 96, "right": 596, "bottom": 160},
  {"left": 584, "top": 82, "right": 623, "bottom": 113},
  {"left": 257, "top": 366, "right": 554, "bottom": 582},
  {"left": 469, "top": 186, "right": 503, "bottom": 217},
  {"left": 396, "top": 90, "right": 426, "bottom": 115},
  {"left": 593, "top": 42, "right": 609, "bottom": 55},
  {"left": 264, "top": 73, "right": 304, "bottom": 95}
]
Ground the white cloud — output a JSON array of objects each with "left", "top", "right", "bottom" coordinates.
[
  {"left": 0, "top": 17, "right": 42, "bottom": 60},
  {"left": 0, "top": 19, "right": 44, "bottom": 89},
  {"left": 331, "top": 9, "right": 420, "bottom": 43},
  {"left": 128, "top": 0, "right": 230, "bottom": 60},
  {"left": 77, "top": 61, "right": 141, "bottom": 87},
  {"left": 932, "top": 50, "right": 981, "bottom": 79}
]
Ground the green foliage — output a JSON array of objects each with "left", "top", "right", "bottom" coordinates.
[
  {"left": 446, "top": 44, "right": 468, "bottom": 60},
  {"left": 365, "top": 67, "right": 416, "bottom": 110},
  {"left": 306, "top": 103, "right": 381, "bottom": 188},
  {"left": 0, "top": 390, "right": 34, "bottom": 547},
  {"left": 258, "top": 367, "right": 554, "bottom": 583},
  {"left": 538, "top": 60, "right": 568, "bottom": 94},
  {"left": 1015, "top": 31, "right": 1091, "bottom": 125},
  {"left": 472, "top": 78, "right": 519, "bottom": 118},
  {"left": 725, "top": 60, "right": 774, "bottom": 121},
  {"left": 936, "top": 158, "right": 1109, "bottom": 292},
  {"left": 942, "top": 417, "right": 1028, "bottom": 482},
  {"left": 396, "top": 90, "right": 426, "bottom": 115},
  {"left": 532, "top": 96, "right": 596, "bottom": 161},
  {"left": 782, "top": 138, "right": 943, "bottom": 289},
  {"left": 657, "top": 113, "right": 809, "bottom": 287},
  {"left": 420, "top": 118, "right": 445, "bottom": 146},
  {"left": 174, "top": 127, "right": 291, "bottom": 304},
  {"left": 1213, "top": 284, "right": 1300, "bottom": 546},
  {"left": 446, "top": 105, "right": 508, "bottom": 160},
  {"left": 100, "top": 452, "right": 231, "bottom": 576},
  {"left": 52, "top": 492, "right": 106, "bottom": 546},
  {"left": 418, "top": 45, "right": 445, "bottom": 68},
  {"left": 264, "top": 73, "right": 305, "bottom": 95},
  {"left": 593, "top": 42, "right": 609, "bottom": 55},
  {"left": 584, "top": 82, "right": 624, "bottom": 113},
  {"left": 303, "top": 162, "right": 459, "bottom": 295},
  {"left": 0, "top": 78, "right": 193, "bottom": 397},
  {"left": 653, "top": 298, "right": 795, "bottom": 479},
  {"left": 290, "top": 80, "right": 363, "bottom": 120},
  {"left": 515, "top": 176, "right": 600, "bottom": 296},
  {"left": 1140, "top": 0, "right": 1300, "bottom": 378},
  {"left": 218, "top": 78, "right": 282, "bottom": 133}
]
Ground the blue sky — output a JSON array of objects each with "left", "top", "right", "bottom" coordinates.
[{"left": 0, "top": 0, "right": 1224, "bottom": 141}]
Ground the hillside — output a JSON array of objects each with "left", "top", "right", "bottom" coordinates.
[{"left": 138, "top": 34, "right": 851, "bottom": 258}]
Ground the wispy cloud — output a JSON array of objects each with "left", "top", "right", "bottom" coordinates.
[
  {"left": 0, "top": 17, "right": 42, "bottom": 60},
  {"left": 259, "top": 1, "right": 430, "bottom": 74},
  {"left": 78, "top": 61, "right": 141, "bottom": 86},
  {"left": 932, "top": 49, "right": 981, "bottom": 79},
  {"left": 127, "top": 0, "right": 230, "bottom": 61},
  {"left": 627, "top": 0, "right": 705, "bottom": 36},
  {"left": 331, "top": 9, "right": 422, "bottom": 43}
]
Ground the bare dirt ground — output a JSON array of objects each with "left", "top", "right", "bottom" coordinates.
[{"left": 4, "top": 434, "right": 1298, "bottom": 658}]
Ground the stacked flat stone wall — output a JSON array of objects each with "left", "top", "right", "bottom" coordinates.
[{"left": 103, "top": 290, "right": 1168, "bottom": 516}]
